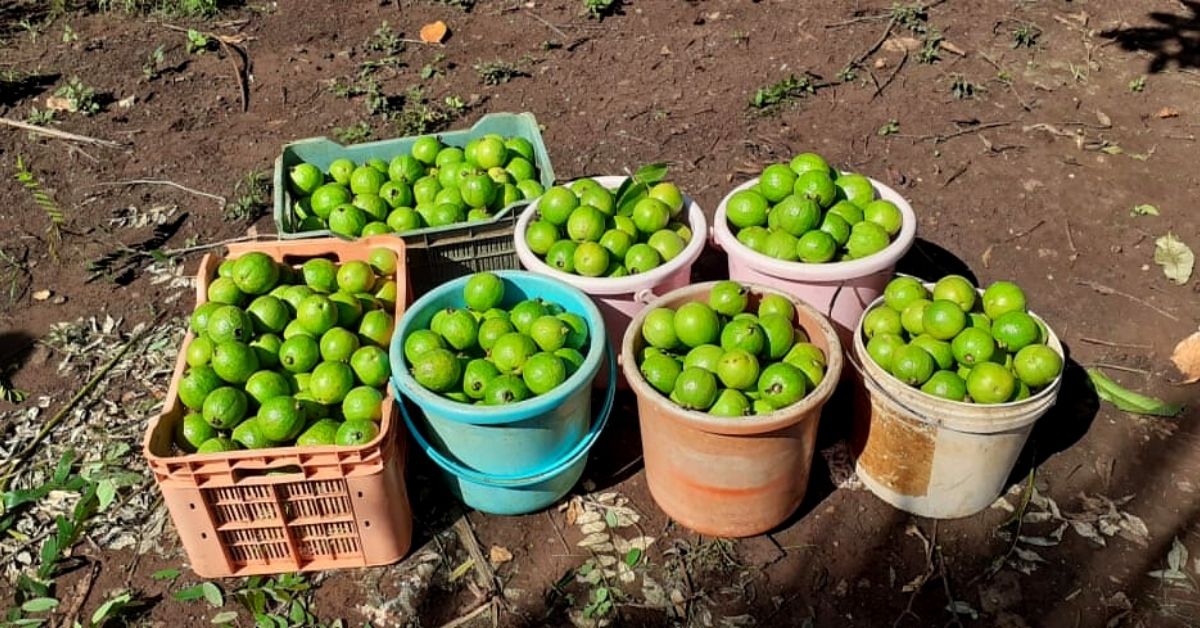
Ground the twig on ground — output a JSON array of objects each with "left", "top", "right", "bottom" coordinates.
[
  {"left": 453, "top": 517, "right": 503, "bottom": 598},
  {"left": 912, "top": 121, "right": 1014, "bottom": 143},
  {"left": 158, "top": 23, "right": 251, "bottom": 112},
  {"left": 0, "top": 313, "right": 164, "bottom": 492},
  {"left": 978, "top": 51, "right": 1033, "bottom": 111},
  {"left": 92, "top": 179, "right": 227, "bottom": 207},
  {"left": 62, "top": 561, "right": 101, "bottom": 625},
  {"left": 1065, "top": 220, "right": 1078, "bottom": 254},
  {"left": 1090, "top": 363, "right": 1152, "bottom": 376},
  {"left": 941, "top": 161, "right": 970, "bottom": 187},
  {"left": 525, "top": 10, "right": 568, "bottom": 40},
  {"left": 849, "top": 16, "right": 898, "bottom": 70},
  {"left": 0, "top": 117, "right": 125, "bottom": 149},
  {"left": 825, "top": 14, "right": 890, "bottom": 28},
  {"left": 545, "top": 511, "right": 573, "bottom": 556},
  {"left": 1076, "top": 280, "right": 1179, "bottom": 322},
  {"left": 438, "top": 598, "right": 496, "bottom": 628},
  {"left": 892, "top": 523, "right": 936, "bottom": 628},
  {"left": 976, "top": 467, "right": 1036, "bottom": 585},
  {"left": 1002, "top": 219, "right": 1045, "bottom": 242},
  {"left": 1079, "top": 337, "right": 1151, "bottom": 350},
  {"left": 217, "top": 39, "right": 251, "bottom": 113},
  {"left": 150, "top": 235, "right": 272, "bottom": 259},
  {"left": 934, "top": 521, "right": 966, "bottom": 628},
  {"left": 872, "top": 49, "right": 909, "bottom": 101}
]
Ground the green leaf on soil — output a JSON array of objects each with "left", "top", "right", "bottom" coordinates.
[
  {"left": 174, "top": 584, "right": 208, "bottom": 602},
  {"left": 449, "top": 558, "right": 475, "bottom": 582},
  {"left": 1131, "top": 204, "right": 1160, "bottom": 217},
  {"left": 91, "top": 592, "right": 135, "bottom": 625},
  {"left": 1086, "top": 368, "right": 1183, "bottom": 417},
  {"left": 202, "top": 582, "right": 224, "bottom": 607},
  {"left": 152, "top": 568, "right": 181, "bottom": 581},
  {"left": 1154, "top": 233, "right": 1194, "bottom": 285},
  {"left": 52, "top": 450, "right": 75, "bottom": 484},
  {"left": 20, "top": 598, "right": 59, "bottom": 613},
  {"left": 624, "top": 548, "right": 642, "bottom": 568},
  {"left": 211, "top": 610, "right": 239, "bottom": 625},
  {"left": 96, "top": 478, "right": 117, "bottom": 511}
]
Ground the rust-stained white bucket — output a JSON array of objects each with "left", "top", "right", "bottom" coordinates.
[{"left": 850, "top": 292, "right": 1064, "bottom": 519}]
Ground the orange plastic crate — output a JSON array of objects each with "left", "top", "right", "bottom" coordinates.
[{"left": 143, "top": 237, "right": 413, "bottom": 578}]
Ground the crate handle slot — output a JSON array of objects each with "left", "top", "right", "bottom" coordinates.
[
  {"left": 281, "top": 252, "right": 339, "bottom": 265},
  {"left": 232, "top": 464, "right": 304, "bottom": 482}
]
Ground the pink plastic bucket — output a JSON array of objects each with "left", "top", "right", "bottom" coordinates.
[
  {"left": 711, "top": 177, "right": 917, "bottom": 345},
  {"left": 514, "top": 176, "right": 708, "bottom": 359}
]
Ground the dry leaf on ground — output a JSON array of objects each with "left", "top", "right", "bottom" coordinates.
[
  {"left": 1156, "top": 107, "right": 1180, "bottom": 119},
  {"left": 488, "top": 545, "right": 513, "bottom": 565},
  {"left": 1171, "top": 330, "right": 1200, "bottom": 384},
  {"left": 419, "top": 21, "right": 447, "bottom": 43},
  {"left": 45, "top": 96, "right": 73, "bottom": 111}
]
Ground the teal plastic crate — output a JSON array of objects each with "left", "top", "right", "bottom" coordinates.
[{"left": 272, "top": 112, "right": 556, "bottom": 297}]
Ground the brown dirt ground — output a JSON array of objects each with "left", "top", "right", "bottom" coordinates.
[{"left": 2, "top": 0, "right": 1199, "bottom": 626}]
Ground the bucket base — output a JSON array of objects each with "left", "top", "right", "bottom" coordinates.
[
  {"left": 645, "top": 469, "right": 803, "bottom": 537},
  {"left": 856, "top": 461, "right": 995, "bottom": 519},
  {"left": 440, "top": 456, "right": 588, "bottom": 516}
]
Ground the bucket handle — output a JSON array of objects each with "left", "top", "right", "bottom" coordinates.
[
  {"left": 846, "top": 343, "right": 949, "bottom": 428},
  {"left": 395, "top": 341, "right": 618, "bottom": 487},
  {"left": 633, "top": 288, "right": 658, "bottom": 305}
]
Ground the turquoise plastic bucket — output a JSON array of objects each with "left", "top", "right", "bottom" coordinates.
[
  {"left": 396, "top": 344, "right": 614, "bottom": 515},
  {"left": 391, "top": 271, "right": 609, "bottom": 477}
]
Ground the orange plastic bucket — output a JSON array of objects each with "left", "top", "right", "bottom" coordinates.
[{"left": 620, "top": 282, "right": 844, "bottom": 537}]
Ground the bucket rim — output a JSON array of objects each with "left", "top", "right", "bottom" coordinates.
[
  {"left": 711, "top": 176, "right": 917, "bottom": 282},
  {"left": 850, "top": 281, "right": 1064, "bottom": 434},
  {"left": 397, "top": 342, "right": 616, "bottom": 487},
  {"left": 514, "top": 175, "right": 708, "bottom": 296},
  {"left": 391, "top": 270, "right": 607, "bottom": 425},
  {"left": 620, "top": 280, "right": 845, "bottom": 436}
]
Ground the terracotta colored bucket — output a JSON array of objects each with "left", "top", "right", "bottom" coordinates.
[{"left": 620, "top": 282, "right": 844, "bottom": 537}]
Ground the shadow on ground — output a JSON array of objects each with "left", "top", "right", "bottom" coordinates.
[{"left": 1101, "top": 0, "right": 1200, "bottom": 71}]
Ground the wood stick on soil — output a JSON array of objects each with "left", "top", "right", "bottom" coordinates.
[
  {"left": 157, "top": 23, "right": 250, "bottom": 111},
  {"left": 453, "top": 516, "right": 503, "bottom": 597},
  {"left": 0, "top": 117, "right": 125, "bottom": 149},
  {"left": 62, "top": 561, "right": 101, "bottom": 626},
  {"left": 93, "top": 179, "right": 227, "bottom": 206},
  {"left": 544, "top": 511, "right": 573, "bottom": 556},
  {"left": 1075, "top": 279, "right": 1180, "bottom": 322},
  {"left": 438, "top": 598, "right": 495, "bottom": 628},
  {"left": 849, "top": 16, "right": 898, "bottom": 70},
  {"left": 1078, "top": 336, "right": 1151, "bottom": 350},
  {"left": 872, "top": 49, "right": 908, "bottom": 101},
  {"left": 1090, "top": 362, "right": 1152, "bottom": 376},
  {"left": 0, "top": 314, "right": 163, "bottom": 492},
  {"left": 525, "top": 9, "right": 568, "bottom": 40},
  {"left": 217, "top": 39, "right": 251, "bottom": 113},
  {"left": 920, "top": 121, "right": 1013, "bottom": 143},
  {"left": 935, "top": 521, "right": 966, "bottom": 628}
]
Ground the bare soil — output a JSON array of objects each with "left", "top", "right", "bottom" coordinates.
[{"left": 2, "top": 0, "right": 1199, "bottom": 626}]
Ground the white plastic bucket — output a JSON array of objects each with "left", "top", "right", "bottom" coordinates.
[
  {"left": 712, "top": 177, "right": 917, "bottom": 345},
  {"left": 514, "top": 176, "right": 708, "bottom": 356},
  {"left": 849, "top": 292, "right": 1064, "bottom": 519}
]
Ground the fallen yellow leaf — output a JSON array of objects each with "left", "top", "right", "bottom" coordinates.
[
  {"left": 488, "top": 545, "right": 513, "bottom": 565},
  {"left": 420, "top": 21, "right": 447, "bottom": 44},
  {"left": 1171, "top": 330, "right": 1200, "bottom": 384}
]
